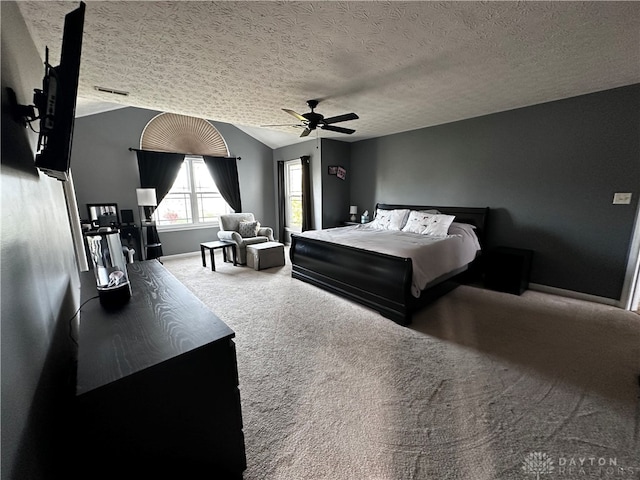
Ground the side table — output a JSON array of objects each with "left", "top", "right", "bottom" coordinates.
[
  {"left": 201, "top": 240, "right": 237, "bottom": 271},
  {"left": 484, "top": 246, "right": 533, "bottom": 295}
]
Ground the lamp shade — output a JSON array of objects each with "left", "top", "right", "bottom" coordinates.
[
  {"left": 349, "top": 205, "right": 358, "bottom": 214},
  {"left": 136, "top": 188, "right": 157, "bottom": 207}
]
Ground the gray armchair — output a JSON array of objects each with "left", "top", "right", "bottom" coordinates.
[{"left": 217, "top": 213, "right": 274, "bottom": 265}]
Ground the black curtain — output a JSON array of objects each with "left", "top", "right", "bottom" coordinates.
[
  {"left": 135, "top": 150, "right": 185, "bottom": 259},
  {"left": 301, "top": 155, "right": 312, "bottom": 232},
  {"left": 277, "top": 161, "right": 285, "bottom": 242},
  {"left": 202, "top": 156, "right": 242, "bottom": 213}
]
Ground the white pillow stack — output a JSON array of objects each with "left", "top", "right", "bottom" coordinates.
[{"left": 368, "top": 208, "right": 456, "bottom": 236}]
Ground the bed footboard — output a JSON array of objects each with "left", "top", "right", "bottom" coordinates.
[{"left": 290, "top": 235, "right": 414, "bottom": 325}]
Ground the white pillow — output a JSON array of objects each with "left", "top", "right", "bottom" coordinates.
[
  {"left": 388, "top": 209, "right": 410, "bottom": 230},
  {"left": 369, "top": 209, "right": 410, "bottom": 231},
  {"left": 423, "top": 214, "right": 456, "bottom": 236},
  {"left": 367, "top": 209, "right": 390, "bottom": 229},
  {"left": 402, "top": 210, "right": 435, "bottom": 234}
]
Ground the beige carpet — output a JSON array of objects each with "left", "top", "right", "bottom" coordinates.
[{"left": 161, "top": 250, "right": 640, "bottom": 480}]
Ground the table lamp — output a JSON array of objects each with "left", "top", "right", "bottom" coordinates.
[
  {"left": 136, "top": 188, "right": 157, "bottom": 225},
  {"left": 349, "top": 205, "right": 358, "bottom": 222}
]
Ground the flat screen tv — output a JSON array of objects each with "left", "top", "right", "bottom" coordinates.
[{"left": 34, "top": 2, "right": 85, "bottom": 181}]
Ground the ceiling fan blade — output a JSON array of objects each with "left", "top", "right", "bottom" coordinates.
[
  {"left": 300, "top": 128, "right": 312, "bottom": 137},
  {"left": 322, "top": 113, "right": 359, "bottom": 124},
  {"left": 283, "top": 108, "right": 307, "bottom": 122},
  {"left": 321, "top": 125, "right": 355, "bottom": 135}
]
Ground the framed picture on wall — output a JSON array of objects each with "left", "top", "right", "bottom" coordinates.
[
  {"left": 337, "top": 166, "right": 346, "bottom": 180},
  {"left": 328, "top": 166, "right": 338, "bottom": 175}
]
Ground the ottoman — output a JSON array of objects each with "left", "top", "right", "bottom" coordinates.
[{"left": 246, "top": 242, "right": 285, "bottom": 271}]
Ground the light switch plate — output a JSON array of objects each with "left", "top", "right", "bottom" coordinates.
[{"left": 613, "top": 192, "right": 632, "bottom": 204}]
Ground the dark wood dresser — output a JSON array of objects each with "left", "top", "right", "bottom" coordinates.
[{"left": 76, "top": 261, "right": 246, "bottom": 478}]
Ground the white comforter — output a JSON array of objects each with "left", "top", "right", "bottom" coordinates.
[{"left": 295, "top": 224, "right": 481, "bottom": 297}]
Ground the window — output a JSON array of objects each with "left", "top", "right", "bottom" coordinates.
[
  {"left": 285, "top": 159, "right": 302, "bottom": 232},
  {"left": 155, "top": 157, "right": 231, "bottom": 228}
]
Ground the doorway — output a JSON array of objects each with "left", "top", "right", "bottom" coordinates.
[{"left": 622, "top": 204, "right": 640, "bottom": 312}]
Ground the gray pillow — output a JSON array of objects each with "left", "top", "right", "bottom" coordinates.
[{"left": 238, "top": 221, "right": 260, "bottom": 238}]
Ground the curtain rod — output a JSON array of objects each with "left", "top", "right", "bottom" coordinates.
[{"left": 128, "top": 147, "right": 240, "bottom": 160}]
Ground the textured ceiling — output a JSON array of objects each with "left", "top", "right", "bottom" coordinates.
[{"left": 17, "top": 1, "right": 640, "bottom": 149}]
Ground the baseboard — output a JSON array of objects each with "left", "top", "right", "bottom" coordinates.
[
  {"left": 529, "top": 283, "right": 620, "bottom": 307},
  {"left": 162, "top": 251, "right": 200, "bottom": 259}
]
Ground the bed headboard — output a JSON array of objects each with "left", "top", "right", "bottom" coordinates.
[{"left": 375, "top": 203, "right": 490, "bottom": 247}]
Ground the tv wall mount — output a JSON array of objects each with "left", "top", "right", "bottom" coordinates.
[{"left": 9, "top": 47, "right": 57, "bottom": 147}]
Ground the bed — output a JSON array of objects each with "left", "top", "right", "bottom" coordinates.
[{"left": 290, "top": 204, "right": 489, "bottom": 325}]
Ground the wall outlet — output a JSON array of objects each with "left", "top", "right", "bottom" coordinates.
[{"left": 612, "top": 192, "right": 632, "bottom": 204}]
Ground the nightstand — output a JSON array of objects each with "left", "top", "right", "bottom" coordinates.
[{"left": 484, "top": 246, "right": 533, "bottom": 295}]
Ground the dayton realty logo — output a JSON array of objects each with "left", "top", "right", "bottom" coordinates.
[{"left": 522, "top": 452, "right": 555, "bottom": 479}]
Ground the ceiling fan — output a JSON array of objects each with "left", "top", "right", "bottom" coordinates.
[{"left": 265, "top": 99, "right": 359, "bottom": 137}]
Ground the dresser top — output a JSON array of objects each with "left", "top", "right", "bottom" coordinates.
[{"left": 77, "top": 260, "right": 234, "bottom": 395}]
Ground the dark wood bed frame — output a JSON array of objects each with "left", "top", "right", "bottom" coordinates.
[{"left": 290, "top": 204, "right": 489, "bottom": 326}]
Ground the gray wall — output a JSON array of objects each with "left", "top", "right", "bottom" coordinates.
[
  {"left": 71, "top": 107, "right": 276, "bottom": 255},
  {"left": 1, "top": 3, "right": 80, "bottom": 478},
  {"left": 272, "top": 139, "right": 353, "bottom": 231},
  {"left": 350, "top": 85, "right": 640, "bottom": 300},
  {"left": 321, "top": 139, "right": 352, "bottom": 228},
  {"left": 273, "top": 140, "right": 322, "bottom": 231},
  {"left": 72, "top": 107, "right": 157, "bottom": 224}
]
